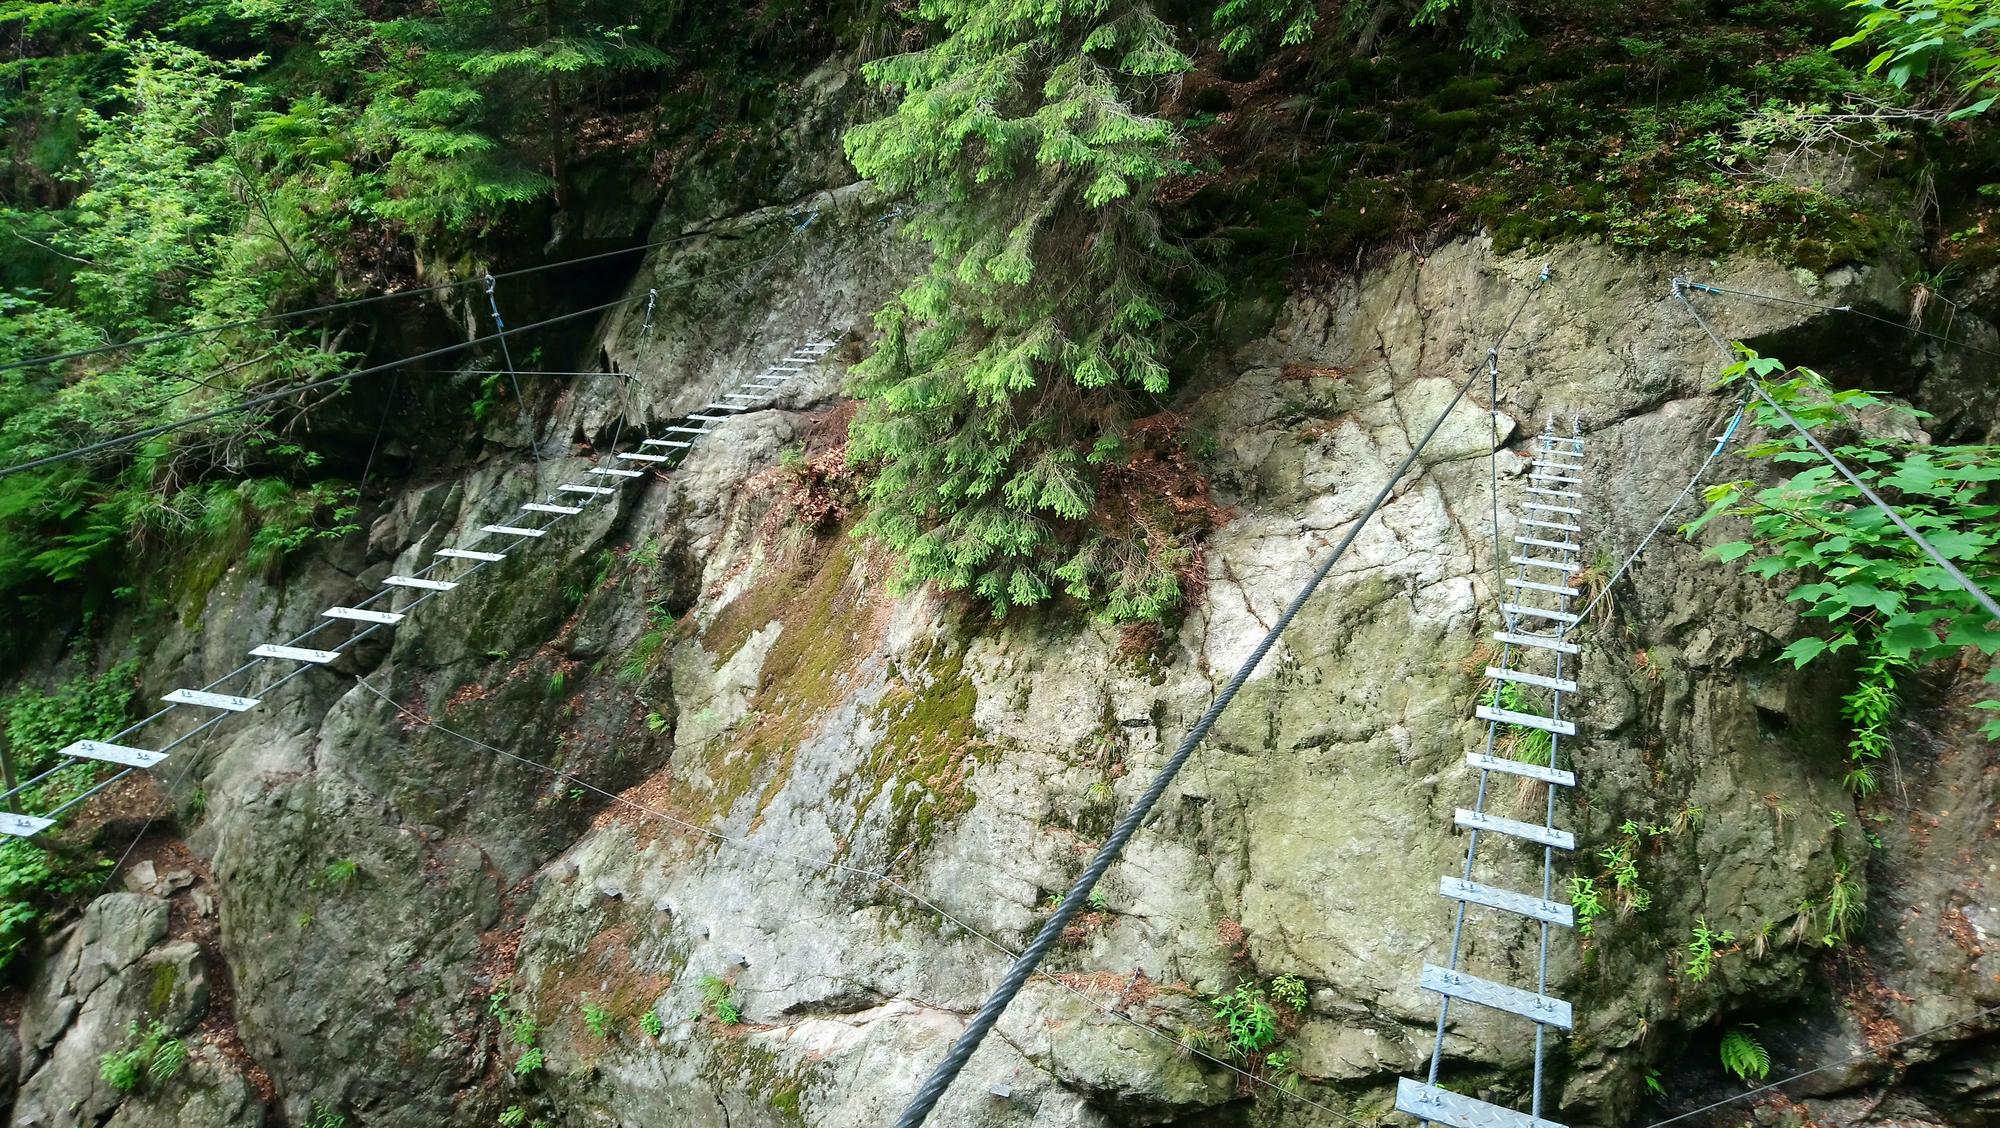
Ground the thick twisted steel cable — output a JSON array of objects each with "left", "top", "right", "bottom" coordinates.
[
  {"left": 893, "top": 272, "right": 1553, "bottom": 1126},
  {"left": 1680, "top": 279, "right": 2000, "bottom": 362}
]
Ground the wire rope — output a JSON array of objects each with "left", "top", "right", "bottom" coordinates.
[{"left": 892, "top": 272, "right": 1555, "bottom": 1127}]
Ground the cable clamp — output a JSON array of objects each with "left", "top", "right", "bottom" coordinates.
[
  {"left": 483, "top": 273, "right": 497, "bottom": 295},
  {"left": 1538, "top": 262, "right": 1551, "bottom": 283},
  {"left": 641, "top": 289, "right": 658, "bottom": 336}
]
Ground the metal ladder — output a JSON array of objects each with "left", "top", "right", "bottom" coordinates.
[{"left": 1398, "top": 420, "right": 1585, "bottom": 1128}]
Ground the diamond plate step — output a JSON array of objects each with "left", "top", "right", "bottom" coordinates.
[
  {"left": 436, "top": 548, "right": 506, "bottom": 562},
  {"left": 521, "top": 504, "right": 581, "bottom": 515},
  {"left": 1500, "top": 602, "right": 1581, "bottom": 625},
  {"left": 1521, "top": 517, "right": 1582, "bottom": 533},
  {"left": 641, "top": 439, "right": 693, "bottom": 449},
  {"left": 1396, "top": 1079, "right": 1567, "bottom": 1128},
  {"left": 251, "top": 644, "right": 340, "bottom": 664},
  {"left": 1524, "top": 501, "right": 1581, "bottom": 515},
  {"left": 325, "top": 606, "right": 403, "bottom": 625},
  {"left": 1526, "top": 487, "right": 1581, "bottom": 500},
  {"left": 1530, "top": 473, "right": 1582, "bottom": 485},
  {"left": 1476, "top": 704, "right": 1576, "bottom": 736},
  {"left": 1509, "top": 555, "right": 1580, "bottom": 573},
  {"left": 1466, "top": 752, "right": 1576, "bottom": 788},
  {"left": 59, "top": 739, "right": 167, "bottom": 769},
  {"left": 1455, "top": 808, "right": 1575, "bottom": 850},
  {"left": 663, "top": 426, "right": 711, "bottom": 434},
  {"left": 1491, "top": 631, "right": 1580, "bottom": 655},
  {"left": 558, "top": 484, "right": 615, "bottom": 496},
  {"left": 1448, "top": 876, "right": 1568, "bottom": 928},
  {"left": 618, "top": 452, "right": 670, "bottom": 463},
  {"left": 164, "top": 689, "right": 260, "bottom": 711},
  {"left": 1506, "top": 578, "right": 1578, "bottom": 597},
  {"left": 481, "top": 524, "right": 547, "bottom": 537},
  {"left": 384, "top": 575, "right": 457, "bottom": 591},
  {"left": 0, "top": 814, "right": 54, "bottom": 837},
  {"left": 1420, "top": 965, "right": 1573, "bottom": 1028},
  {"left": 589, "top": 467, "right": 645, "bottom": 478},
  {"left": 1514, "top": 535, "right": 1579, "bottom": 552},
  {"left": 1484, "top": 666, "right": 1578, "bottom": 694}
]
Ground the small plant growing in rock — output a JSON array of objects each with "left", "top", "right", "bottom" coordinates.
[
  {"left": 317, "top": 858, "right": 360, "bottom": 889},
  {"left": 698, "top": 975, "right": 742, "bottom": 1025},
  {"left": 1684, "top": 918, "right": 1736, "bottom": 982},
  {"left": 499, "top": 1107, "right": 527, "bottom": 1127},
  {"left": 644, "top": 711, "right": 668, "bottom": 733},
  {"left": 1718, "top": 1026, "right": 1770, "bottom": 1081},
  {"left": 305, "top": 1104, "right": 347, "bottom": 1128},
  {"left": 1210, "top": 983, "right": 1278, "bottom": 1057},
  {"left": 1269, "top": 975, "right": 1308, "bottom": 1013},
  {"left": 1568, "top": 876, "right": 1605, "bottom": 938},
  {"left": 1086, "top": 888, "right": 1108, "bottom": 911},
  {"left": 512, "top": 1047, "right": 544, "bottom": 1076},
  {"left": 582, "top": 1002, "right": 612, "bottom": 1039},
  {"left": 639, "top": 1009, "right": 665, "bottom": 1039},
  {"left": 98, "top": 1020, "right": 186, "bottom": 1092}
]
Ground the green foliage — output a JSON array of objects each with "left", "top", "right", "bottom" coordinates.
[
  {"left": 639, "top": 1008, "right": 665, "bottom": 1039},
  {"left": 316, "top": 857, "right": 360, "bottom": 889},
  {"left": 1836, "top": 0, "right": 2000, "bottom": 114},
  {"left": 1209, "top": 982, "right": 1279, "bottom": 1056},
  {"left": 698, "top": 975, "right": 742, "bottom": 1026},
  {"left": 98, "top": 1020, "right": 186, "bottom": 1093},
  {"left": 843, "top": 0, "right": 1208, "bottom": 623},
  {"left": 1719, "top": 1026, "right": 1772, "bottom": 1081},
  {"left": 1211, "top": 0, "right": 1316, "bottom": 56},
  {"left": 499, "top": 1108, "right": 527, "bottom": 1128},
  {"left": 1692, "top": 351, "right": 2000, "bottom": 771},
  {"left": 511, "top": 1046, "right": 543, "bottom": 1076},
  {"left": 582, "top": 1002, "right": 612, "bottom": 1039},
  {"left": 1685, "top": 918, "right": 1737, "bottom": 982},
  {"left": 4, "top": 662, "right": 138, "bottom": 779},
  {"left": 1568, "top": 874, "right": 1606, "bottom": 938},
  {"left": 1269, "top": 974, "right": 1308, "bottom": 1012},
  {"left": 304, "top": 1104, "right": 348, "bottom": 1128},
  {"left": 1484, "top": 680, "right": 1554, "bottom": 765}
]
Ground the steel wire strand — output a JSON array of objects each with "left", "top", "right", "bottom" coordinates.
[
  {"left": 350, "top": 675, "right": 1367, "bottom": 1125},
  {"left": 1680, "top": 279, "right": 2000, "bottom": 362},
  {"left": 1673, "top": 282, "right": 2000, "bottom": 625},
  {"left": 893, "top": 271, "right": 1553, "bottom": 1127}
]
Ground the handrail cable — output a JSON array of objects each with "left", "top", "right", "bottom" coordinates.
[
  {"left": 1680, "top": 279, "right": 2000, "bottom": 362},
  {"left": 1673, "top": 281, "right": 2000, "bottom": 624},
  {"left": 0, "top": 230, "right": 814, "bottom": 481},
  {"left": 891, "top": 269, "right": 1554, "bottom": 1127},
  {"left": 351, "top": 675, "right": 1367, "bottom": 1124}
]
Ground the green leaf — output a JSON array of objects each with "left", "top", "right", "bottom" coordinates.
[{"left": 1779, "top": 636, "right": 1830, "bottom": 667}]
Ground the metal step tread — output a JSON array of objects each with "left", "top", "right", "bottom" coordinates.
[
  {"left": 1420, "top": 964, "right": 1573, "bottom": 1029},
  {"left": 558, "top": 484, "right": 616, "bottom": 496},
  {"left": 1510, "top": 555, "right": 1580, "bottom": 573},
  {"left": 642, "top": 439, "right": 694, "bottom": 449},
  {"left": 521, "top": 503, "right": 581, "bottom": 515},
  {"left": 60, "top": 739, "right": 167, "bottom": 769},
  {"left": 1522, "top": 517, "right": 1582, "bottom": 533},
  {"left": 1515, "top": 535, "right": 1579, "bottom": 552},
  {"left": 251, "top": 644, "right": 340, "bottom": 664},
  {"left": 1485, "top": 666, "right": 1578, "bottom": 693},
  {"left": 1396, "top": 1078, "right": 1568, "bottom": 1128},
  {"left": 1492, "top": 630, "right": 1581, "bottom": 655},
  {"left": 1455, "top": 807, "right": 1575, "bottom": 850},
  {"left": 1467, "top": 752, "right": 1576, "bottom": 788},
  {"left": 1441, "top": 876, "right": 1574, "bottom": 927},
  {"left": 0, "top": 814, "right": 55, "bottom": 838},
  {"left": 1530, "top": 473, "right": 1583, "bottom": 485},
  {"left": 436, "top": 548, "right": 506, "bottom": 562},
  {"left": 1524, "top": 502, "right": 1581, "bottom": 516},
  {"left": 481, "top": 524, "right": 548, "bottom": 538},
  {"left": 385, "top": 575, "right": 457, "bottom": 591},
  {"left": 1476, "top": 704, "right": 1576, "bottom": 736},
  {"left": 1507, "top": 577, "right": 1579, "bottom": 597},
  {"left": 618, "top": 452, "right": 670, "bottom": 463},
  {"left": 1527, "top": 487, "right": 1582, "bottom": 500},
  {"left": 164, "top": 688, "right": 261, "bottom": 712},
  {"left": 325, "top": 606, "right": 403, "bottom": 625},
  {"left": 1501, "top": 602, "right": 1582, "bottom": 625},
  {"left": 663, "top": 426, "right": 711, "bottom": 434}
]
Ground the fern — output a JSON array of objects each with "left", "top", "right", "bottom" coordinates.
[{"left": 1719, "top": 1026, "right": 1770, "bottom": 1081}]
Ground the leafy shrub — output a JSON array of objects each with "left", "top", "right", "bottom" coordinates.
[
  {"left": 698, "top": 975, "right": 741, "bottom": 1026},
  {"left": 1719, "top": 1026, "right": 1771, "bottom": 1081},
  {"left": 1269, "top": 974, "right": 1308, "bottom": 1013},
  {"left": 639, "top": 1008, "right": 665, "bottom": 1039},
  {"left": 582, "top": 1002, "right": 611, "bottom": 1038},
  {"left": 1210, "top": 983, "right": 1279, "bottom": 1056}
]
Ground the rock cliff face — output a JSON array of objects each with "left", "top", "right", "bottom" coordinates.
[{"left": 4, "top": 192, "right": 1996, "bottom": 1126}]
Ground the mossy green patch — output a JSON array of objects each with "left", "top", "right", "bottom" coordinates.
[{"left": 833, "top": 642, "right": 989, "bottom": 865}]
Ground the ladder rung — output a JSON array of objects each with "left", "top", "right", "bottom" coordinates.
[
  {"left": 1467, "top": 752, "right": 1576, "bottom": 788},
  {"left": 1441, "top": 876, "right": 1574, "bottom": 926},
  {"left": 1501, "top": 602, "right": 1581, "bottom": 625},
  {"left": 1521, "top": 517, "right": 1581, "bottom": 533},
  {"left": 1524, "top": 502, "right": 1580, "bottom": 516},
  {"left": 1515, "top": 536, "right": 1578, "bottom": 552},
  {"left": 325, "top": 606, "right": 403, "bottom": 625},
  {"left": 589, "top": 467, "right": 646, "bottom": 478},
  {"left": 1535, "top": 459, "right": 1584, "bottom": 472},
  {"left": 642, "top": 440, "right": 694, "bottom": 449},
  {"left": 521, "top": 504, "right": 581, "bottom": 515},
  {"left": 251, "top": 644, "right": 340, "bottom": 664},
  {"left": 1509, "top": 555, "right": 1579, "bottom": 573},
  {"left": 1527, "top": 487, "right": 1581, "bottom": 499},
  {"left": 1420, "top": 964, "right": 1573, "bottom": 1028},
  {"left": 1396, "top": 1078, "right": 1568, "bottom": 1128},
  {"left": 482, "top": 524, "right": 548, "bottom": 537},
  {"left": 663, "top": 427, "right": 711, "bottom": 434},
  {"left": 164, "top": 688, "right": 261, "bottom": 712},
  {"left": 558, "top": 484, "right": 616, "bottom": 496},
  {"left": 1485, "top": 666, "right": 1578, "bottom": 693},
  {"left": 436, "top": 548, "right": 506, "bottom": 562},
  {"left": 384, "top": 575, "right": 457, "bottom": 591},
  {"left": 1506, "top": 577, "right": 1578, "bottom": 597},
  {"left": 691, "top": 411, "right": 736, "bottom": 419},
  {"left": 1492, "top": 630, "right": 1581, "bottom": 655},
  {"left": 1476, "top": 704, "right": 1576, "bottom": 736},
  {"left": 1455, "top": 808, "right": 1575, "bottom": 850},
  {"left": 60, "top": 739, "right": 167, "bottom": 769},
  {"left": 618, "top": 452, "right": 670, "bottom": 463},
  {"left": 0, "top": 814, "right": 54, "bottom": 838},
  {"left": 1530, "top": 473, "right": 1582, "bottom": 485}
]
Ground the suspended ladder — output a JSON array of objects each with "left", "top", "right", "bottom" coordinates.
[
  {"left": 1399, "top": 419, "right": 1586, "bottom": 1128},
  {"left": 0, "top": 337, "right": 838, "bottom": 838}
]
